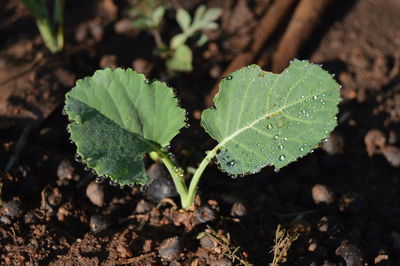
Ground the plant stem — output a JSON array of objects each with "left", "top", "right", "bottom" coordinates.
[
  {"left": 150, "top": 151, "right": 188, "bottom": 207},
  {"left": 182, "top": 145, "right": 220, "bottom": 209}
]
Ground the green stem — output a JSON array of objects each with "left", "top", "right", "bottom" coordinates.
[
  {"left": 150, "top": 151, "right": 188, "bottom": 206},
  {"left": 182, "top": 145, "right": 220, "bottom": 209}
]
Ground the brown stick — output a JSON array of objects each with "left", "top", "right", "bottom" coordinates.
[
  {"left": 272, "top": 0, "right": 332, "bottom": 73},
  {"left": 205, "top": 0, "right": 299, "bottom": 107}
]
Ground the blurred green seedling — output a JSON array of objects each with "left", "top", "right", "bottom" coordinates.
[
  {"left": 64, "top": 60, "right": 341, "bottom": 209},
  {"left": 21, "top": 0, "right": 64, "bottom": 53},
  {"left": 130, "top": 1, "right": 222, "bottom": 72}
]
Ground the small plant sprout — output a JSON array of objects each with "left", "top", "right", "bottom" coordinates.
[
  {"left": 64, "top": 60, "right": 341, "bottom": 209},
  {"left": 130, "top": 2, "right": 222, "bottom": 72},
  {"left": 21, "top": 0, "right": 64, "bottom": 53}
]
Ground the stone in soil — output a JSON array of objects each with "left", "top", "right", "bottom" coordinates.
[
  {"left": 311, "top": 184, "right": 334, "bottom": 204},
  {"left": 335, "top": 241, "right": 364, "bottom": 266},
  {"left": 381, "top": 145, "right": 400, "bottom": 167},
  {"left": 230, "top": 201, "right": 247, "bottom": 217},
  {"left": 158, "top": 236, "right": 182, "bottom": 262},
  {"left": 1, "top": 199, "right": 23, "bottom": 218},
  {"left": 322, "top": 133, "right": 344, "bottom": 155},
  {"left": 89, "top": 215, "right": 112, "bottom": 233},
  {"left": 135, "top": 199, "right": 152, "bottom": 213},
  {"left": 86, "top": 181, "right": 105, "bottom": 207},
  {"left": 145, "top": 163, "right": 177, "bottom": 202},
  {"left": 195, "top": 205, "right": 216, "bottom": 224}
]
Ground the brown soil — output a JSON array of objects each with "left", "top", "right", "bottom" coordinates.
[{"left": 1, "top": 0, "right": 400, "bottom": 265}]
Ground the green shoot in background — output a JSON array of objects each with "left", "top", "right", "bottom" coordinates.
[
  {"left": 64, "top": 60, "right": 341, "bottom": 209},
  {"left": 21, "top": 0, "right": 64, "bottom": 54},
  {"left": 130, "top": 1, "right": 222, "bottom": 72}
]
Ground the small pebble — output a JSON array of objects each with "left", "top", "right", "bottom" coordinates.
[
  {"left": 158, "top": 236, "right": 182, "bottom": 262},
  {"left": 381, "top": 146, "right": 400, "bottom": 167},
  {"left": 364, "top": 129, "right": 386, "bottom": 157},
  {"left": 322, "top": 133, "right": 344, "bottom": 155},
  {"left": 99, "top": 54, "right": 117, "bottom": 69},
  {"left": 0, "top": 216, "right": 11, "bottom": 224},
  {"left": 195, "top": 205, "right": 216, "bottom": 224},
  {"left": 335, "top": 241, "right": 364, "bottom": 266},
  {"left": 114, "top": 19, "right": 134, "bottom": 34},
  {"left": 132, "top": 58, "right": 152, "bottom": 75},
  {"left": 86, "top": 181, "right": 105, "bottom": 207},
  {"left": 145, "top": 163, "right": 177, "bottom": 202},
  {"left": 230, "top": 202, "right": 247, "bottom": 217},
  {"left": 200, "top": 235, "right": 214, "bottom": 249},
  {"left": 90, "top": 215, "right": 111, "bottom": 233},
  {"left": 135, "top": 199, "right": 152, "bottom": 213},
  {"left": 2, "top": 199, "right": 23, "bottom": 218},
  {"left": 24, "top": 211, "right": 37, "bottom": 224},
  {"left": 311, "top": 184, "right": 334, "bottom": 204},
  {"left": 57, "top": 159, "right": 74, "bottom": 180}
]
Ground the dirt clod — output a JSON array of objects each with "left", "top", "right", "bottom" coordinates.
[
  {"left": 381, "top": 146, "right": 400, "bottom": 167},
  {"left": 145, "top": 163, "right": 177, "bottom": 202},
  {"left": 1, "top": 199, "right": 23, "bottom": 218},
  {"left": 195, "top": 205, "right": 216, "bottom": 224},
  {"left": 230, "top": 201, "right": 247, "bottom": 217},
  {"left": 335, "top": 241, "right": 364, "bottom": 266},
  {"left": 158, "top": 236, "right": 182, "bottom": 262},
  {"left": 311, "top": 184, "right": 334, "bottom": 204},
  {"left": 86, "top": 181, "right": 105, "bottom": 207},
  {"left": 89, "top": 215, "right": 111, "bottom": 233}
]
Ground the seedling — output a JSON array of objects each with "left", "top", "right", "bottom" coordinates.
[
  {"left": 64, "top": 60, "right": 340, "bottom": 209},
  {"left": 21, "top": 0, "right": 64, "bottom": 54},
  {"left": 130, "top": 2, "right": 222, "bottom": 72}
]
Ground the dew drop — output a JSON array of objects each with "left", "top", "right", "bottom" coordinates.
[
  {"left": 278, "top": 144, "right": 283, "bottom": 150},
  {"left": 109, "top": 180, "right": 118, "bottom": 187},
  {"left": 278, "top": 155, "right": 285, "bottom": 161},
  {"left": 184, "top": 123, "right": 190, "bottom": 128},
  {"left": 95, "top": 176, "right": 104, "bottom": 183},
  {"left": 273, "top": 135, "right": 279, "bottom": 140},
  {"left": 227, "top": 160, "right": 236, "bottom": 167},
  {"left": 267, "top": 124, "right": 272, "bottom": 129},
  {"left": 313, "top": 95, "right": 318, "bottom": 100},
  {"left": 225, "top": 75, "right": 233, "bottom": 80},
  {"left": 144, "top": 79, "right": 150, "bottom": 84},
  {"left": 62, "top": 109, "right": 67, "bottom": 116},
  {"left": 300, "top": 147, "right": 305, "bottom": 152}
]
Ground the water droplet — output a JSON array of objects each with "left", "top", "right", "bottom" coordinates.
[
  {"left": 62, "top": 109, "right": 67, "bottom": 116},
  {"left": 140, "top": 185, "right": 148, "bottom": 192},
  {"left": 278, "top": 144, "right": 283, "bottom": 150},
  {"left": 230, "top": 175, "right": 238, "bottom": 179},
  {"left": 301, "top": 110, "right": 307, "bottom": 115},
  {"left": 95, "top": 176, "right": 104, "bottom": 183},
  {"left": 144, "top": 79, "right": 150, "bottom": 84},
  {"left": 74, "top": 154, "right": 82, "bottom": 162},
  {"left": 225, "top": 75, "right": 233, "bottom": 80},
  {"left": 267, "top": 124, "right": 272, "bottom": 129},
  {"left": 273, "top": 135, "right": 279, "bottom": 140},
  {"left": 109, "top": 180, "right": 118, "bottom": 187},
  {"left": 90, "top": 169, "right": 96, "bottom": 175},
  {"left": 260, "top": 148, "right": 264, "bottom": 152},
  {"left": 300, "top": 147, "right": 305, "bottom": 152},
  {"left": 278, "top": 155, "right": 285, "bottom": 161},
  {"left": 227, "top": 160, "right": 236, "bottom": 167},
  {"left": 313, "top": 95, "right": 318, "bottom": 100},
  {"left": 184, "top": 123, "right": 190, "bottom": 128},
  {"left": 300, "top": 95, "right": 305, "bottom": 99}
]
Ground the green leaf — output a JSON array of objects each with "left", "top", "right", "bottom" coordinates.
[
  {"left": 166, "top": 44, "right": 193, "bottom": 72},
  {"left": 170, "top": 33, "right": 188, "bottom": 49},
  {"left": 176, "top": 8, "right": 191, "bottom": 32},
  {"left": 64, "top": 68, "right": 186, "bottom": 185},
  {"left": 151, "top": 6, "right": 165, "bottom": 26},
  {"left": 202, "top": 8, "right": 222, "bottom": 24},
  {"left": 201, "top": 60, "right": 341, "bottom": 175}
]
